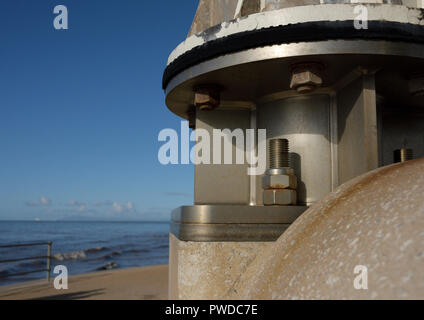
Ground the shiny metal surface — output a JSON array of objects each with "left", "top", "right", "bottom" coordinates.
[
  {"left": 258, "top": 94, "right": 333, "bottom": 205},
  {"left": 171, "top": 222, "right": 291, "bottom": 242},
  {"left": 194, "top": 109, "right": 251, "bottom": 205},
  {"left": 171, "top": 205, "right": 308, "bottom": 242},
  {"left": 266, "top": 168, "right": 294, "bottom": 176},
  {"left": 165, "top": 41, "right": 424, "bottom": 119},
  {"left": 172, "top": 205, "right": 307, "bottom": 224},
  {"left": 263, "top": 189, "right": 297, "bottom": 206}
]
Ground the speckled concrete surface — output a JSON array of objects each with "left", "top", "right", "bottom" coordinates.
[
  {"left": 227, "top": 158, "right": 424, "bottom": 299},
  {"left": 170, "top": 234, "right": 271, "bottom": 300}
]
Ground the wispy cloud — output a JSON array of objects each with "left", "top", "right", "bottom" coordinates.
[
  {"left": 45, "top": 207, "right": 98, "bottom": 215},
  {"left": 66, "top": 200, "right": 89, "bottom": 212},
  {"left": 26, "top": 196, "right": 52, "bottom": 207},
  {"left": 93, "top": 201, "right": 113, "bottom": 207},
  {"left": 66, "top": 200, "right": 136, "bottom": 214},
  {"left": 163, "top": 192, "right": 192, "bottom": 197},
  {"left": 112, "top": 202, "right": 135, "bottom": 214},
  {"left": 26, "top": 197, "right": 169, "bottom": 221},
  {"left": 67, "top": 200, "right": 86, "bottom": 207}
]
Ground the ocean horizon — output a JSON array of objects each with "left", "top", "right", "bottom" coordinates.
[{"left": 0, "top": 221, "right": 170, "bottom": 286}]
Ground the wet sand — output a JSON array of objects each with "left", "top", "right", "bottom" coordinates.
[{"left": 0, "top": 265, "right": 168, "bottom": 300}]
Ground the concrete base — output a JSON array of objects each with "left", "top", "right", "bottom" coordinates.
[{"left": 169, "top": 234, "right": 272, "bottom": 300}]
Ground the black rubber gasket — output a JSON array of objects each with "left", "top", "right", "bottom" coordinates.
[{"left": 162, "top": 20, "right": 424, "bottom": 89}]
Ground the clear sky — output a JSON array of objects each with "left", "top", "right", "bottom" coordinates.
[{"left": 0, "top": 0, "right": 198, "bottom": 221}]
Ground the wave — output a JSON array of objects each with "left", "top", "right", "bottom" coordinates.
[
  {"left": 85, "top": 246, "right": 108, "bottom": 254},
  {"left": 96, "top": 262, "right": 118, "bottom": 271},
  {"left": 124, "top": 248, "right": 150, "bottom": 254},
  {"left": 0, "top": 270, "right": 9, "bottom": 279},
  {"left": 2, "top": 259, "right": 46, "bottom": 276},
  {"left": 152, "top": 245, "right": 169, "bottom": 250},
  {"left": 150, "top": 234, "right": 169, "bottom": 239},
  {"left": 92, "top": 250, "right": 122, "bottom": 261},
  {"left": 53, "top": 246, "right": 108, "bottom": 261},
  {"left": 15, "top": 259, "right": 45, "bottom": 268},
  {"left": 0, "top": 222, "right": 170, "bottom": 286}
]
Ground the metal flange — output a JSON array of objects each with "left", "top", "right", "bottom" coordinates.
[{"left": 171, "top": 205, "right": 308, "bottom": 242}]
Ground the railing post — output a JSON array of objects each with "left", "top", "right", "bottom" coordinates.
[
  {"left": 0, "top": 241, "right": 53, "bottom": 281},
  {"left": 46, "top": 241, "right": 52, "bottom": 282}
]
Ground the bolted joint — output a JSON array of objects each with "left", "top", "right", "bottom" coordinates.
[
  {"left": 264, "top": 139, "right": 297, "bottom": 205},
  {"left": 194, "top": 85, "right": 221, "bottom": 111},
  {"left": 394, "top": 148, "right": 414, "bottom": 163},
  {"left": 263, "top": 189, "right": 297, "bottom": 206},
  {"left": 262, "top": 174, "right": 297, "bottom": 190},
  {"left": 290, "top": 63, "right": 323, "bottom": 94}
]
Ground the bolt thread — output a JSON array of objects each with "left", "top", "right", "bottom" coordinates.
[
  {"left": 269, "top": 139, "right": 289, "bottom": 169},
  {"left": 394, "top": 149, "right": 414, "bottom": 163}
]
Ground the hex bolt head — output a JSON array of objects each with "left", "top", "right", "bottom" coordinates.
[
  {"left": 263, "top": 189, "right": 297, "bottom": 206},
  {"left": 290, "top": 63, "right": 323, "bottom": 94},
  {"left": 194, "top": 85, "right": 221, "bottom": 111},
  {"left": 262, "top": 174, "right": 297, "bottom": 190}
]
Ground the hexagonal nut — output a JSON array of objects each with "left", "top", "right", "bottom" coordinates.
[
  {"left": 194, "top": 86, "right": 220, "bottom": 111},
  {"left": 290, "top": 70, "right": 323, "bottom": 93},
  {"left": 262, "top": 174, "right": 297, "bottom": 190},
  {"left": 263, "top": 189, "right": 297, "bottom": 206}
]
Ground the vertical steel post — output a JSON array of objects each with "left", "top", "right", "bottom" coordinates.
[{"left": 46, "top": 241, "right": 52, "bottom": 282}]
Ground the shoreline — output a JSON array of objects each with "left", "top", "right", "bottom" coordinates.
[{"left": 0, "top": 265, "right": 168, "bottom": 300}]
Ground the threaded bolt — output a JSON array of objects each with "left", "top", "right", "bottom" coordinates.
[
  {"left": 394, "top": 149, "right": 414, "bottom": 163},
  {"left": 269, "top": 139, "right": 290, "bottom": 169}
]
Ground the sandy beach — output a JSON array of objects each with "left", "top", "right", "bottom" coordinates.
[{"left": 0, "top": 265, "right": 168, "bottom": 300}]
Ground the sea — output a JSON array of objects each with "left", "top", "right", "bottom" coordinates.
[{"left": 0, "top": 221, "right": 169, "bottom": 286}]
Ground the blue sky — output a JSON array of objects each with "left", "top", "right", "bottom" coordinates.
[{"left": 0, "top": 1, "right": 197, "bottom": 221}]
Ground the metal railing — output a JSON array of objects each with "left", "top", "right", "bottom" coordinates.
[{"left": 0, "top": 241, "right": 52, "bottom": 282}]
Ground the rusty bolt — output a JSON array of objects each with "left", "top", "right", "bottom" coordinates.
[
  {"left": 262, "top": 139, "right": 297, "bottom": 206},
  {"left": 262, "top": 174, "right": 297, "bottom": 190},
  {"left": 263, "top": 189, "right": 297, "bottom": 206},
  {"left": 290, "top": 63, "right": 323, "bottom": 94},
  {"left": 394, "top": 149, "right": 414, "bottom": 163},
  {"left": 194, "top": 85, "right": 221, "bottom": 111}
]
